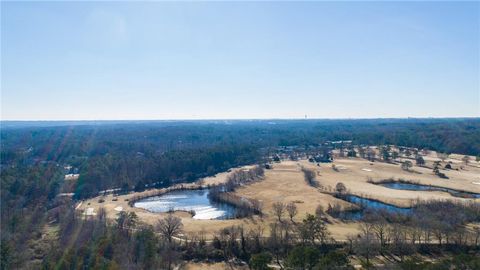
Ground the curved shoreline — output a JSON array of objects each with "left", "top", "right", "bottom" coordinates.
[
  {"left": 133, "top": 188, "right": 241, "bottom": 220},
  {"left": 371, "top": 178, "right": 480, "bottom": 198}
]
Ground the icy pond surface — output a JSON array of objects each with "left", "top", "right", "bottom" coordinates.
[
  {"left": 134, "top": 189, "right": 237, "bottom": 220},
  {"left": 378, "top": 182, "right": 480, "bottom": 198}
]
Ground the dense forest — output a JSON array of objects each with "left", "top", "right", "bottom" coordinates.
[
  {"left": 2, "top": 119, "right": 479, "bottom": 198},
  {"left": 1, "top": 118, "right": 480, "bottom": 269}
]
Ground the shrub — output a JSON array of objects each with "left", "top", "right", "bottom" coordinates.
[
  {"left": 302, "top": 167, "right": 319, "bottom": 187},
  {"left": 415, "top": 156, "right": 425, "bottom": 166},
  {"left": 335, "top": 182, "right": 347, "bottom": 195},
  {"left": 286, "top": 245, "right": 320, "bottom": 270},
  {"left": 401, "top": 161, "right": 413, "bottom": 171},
  {"left": 250, "top": 252, "right": 272, "bottom": 270},
  {"left": 316, "top": 250, "right": 353, "bottom": 269}
]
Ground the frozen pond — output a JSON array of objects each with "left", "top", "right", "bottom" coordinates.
[
  {"left": 134, "top": 189, "right": 237, "bottom": 220},
  {"left": 378, "top": 182, "right": 480, "bottom": 198}
]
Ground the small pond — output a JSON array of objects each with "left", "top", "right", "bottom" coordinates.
[
  {"left": 338, "top": 195, "right": 412, "bottom": 220},
  {"left": 134, "top": 189, "right": 237, "bottom": 220},
  {"left": 378, "top": 182, "right": 480, "bottom": 199}
]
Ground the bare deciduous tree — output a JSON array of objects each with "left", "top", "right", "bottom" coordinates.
[
  {"left": 473, "top": 226, "right": 480, "bottom": 246},
  {"left": 366, "top": 147, "right": 376, "bottom": 161},
  {"left": 372, "top": 218, "right": 388, "bottom": 247},
  {"left": 335, "top": 182, "right": 347, "bottom": 195},
  {"left": 357, "top": 146, "right": 366, "bottom": 159},
  {"left": 272, "top": 201, "right": 286, "bottom": 222},
  {"left": 286, "top": 202, "right": 298, "bottom": 222},
  {"left": 315, "top": 205, "right": 325, "bottom": 218},
  {"left": 157, "top": 214, "right": 183, "bottom": 243},
  {"left": 401, "top": 160, "right": 413, "bottom": 171},
  {"left": 462, "top": 155, "right": 470, "bottom": 165},
  {"left": 354, "top": 223, "right": 380, "bottom": 265}
]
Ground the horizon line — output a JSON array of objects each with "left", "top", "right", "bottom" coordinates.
[{"left": 1, "top": 116, "right": 479, "bottom": 122}]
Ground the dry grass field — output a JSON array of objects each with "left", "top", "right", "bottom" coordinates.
[
  {"left": 180, "top": 262, "right": 249, "bottom": 270},
  {"left": 77, "top": 152, "right": 480, "bottom": 240},
  {"left": 301, "top": 157, "right": 480, "bottom": 207}
]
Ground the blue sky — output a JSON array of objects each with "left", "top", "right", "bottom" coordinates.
[{"left": 1, "top": 1, "right": 479, "bottom": 120}]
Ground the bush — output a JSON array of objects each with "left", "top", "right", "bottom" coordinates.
[
  {"left": 315, "top": 250, "right": 353, "bottom": 270},
  {"left": 249, "top": 252, "right": 272, "bottom": 270},
  {"left": 335, "top": 182, "right": 347, "bottom": 195},
  {"left": 401, "top": 160, "right": 413, "bottom": 171},
  {"left": 399, "top": 257, "right": 435, "bottom": 270},
  {"left": 436, "top": 172, "right": 449, "bottom": 179},
  {"left": 286, "top": 245, "right": 320, "bottom": 270},
  {"left": 415, "top": 156, "right": 425, "bottom": 166},
  {"left": 302, "top": 167, "right": 319, "bottom": 187}
]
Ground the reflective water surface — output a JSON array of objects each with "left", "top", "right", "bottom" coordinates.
[
  {"left": 134, "top": 189, "right": 237, "bottom": 220},
  {"left": 379, "top": 182, "right": 480, "bottom": 198},
  {"left": 338, "top": 195, "right": 412, "bottom": 220}
]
